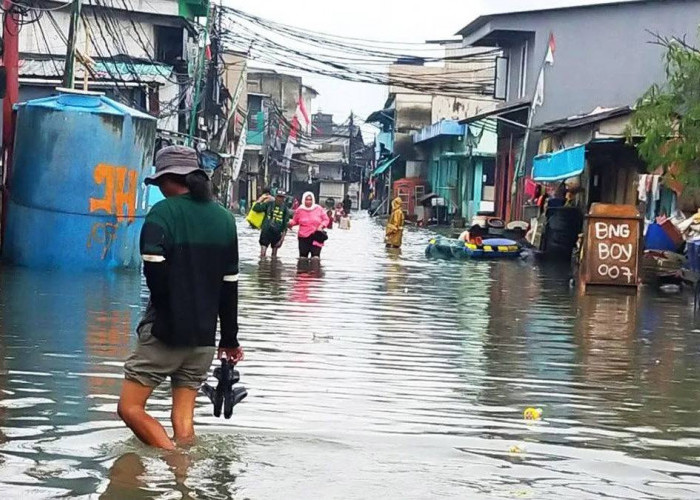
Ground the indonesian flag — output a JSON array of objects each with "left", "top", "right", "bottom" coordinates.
[
  {"left": 295, "top": 96, "right": 311, "bottom": 133},
  {"left": 284, "top": 97, "right": 312, "bottom": 165},
  {"left": 545, "top": 33, "right": 556, "bottom": 65},
  {"left": 534, "top": 33, "right": 556, "bottom": 108}
]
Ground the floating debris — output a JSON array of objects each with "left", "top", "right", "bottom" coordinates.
[{"left": 523, "top": 407, "right": 543, "bottom": 421}]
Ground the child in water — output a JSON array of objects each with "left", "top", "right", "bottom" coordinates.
[{"left": 458, "top": 224, "right": 485, "bottom": 245}]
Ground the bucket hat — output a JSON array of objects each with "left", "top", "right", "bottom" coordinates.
[{"left": 145, "top": 145, "right": 202, "bottom": 185}]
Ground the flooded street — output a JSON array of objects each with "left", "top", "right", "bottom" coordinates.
[{"left": 0, "top": 214, "right": 699, "bottom": 499}]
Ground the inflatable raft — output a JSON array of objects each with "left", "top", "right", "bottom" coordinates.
[{"left": 426, "top": 236, "right": 523, "bottom": 260}]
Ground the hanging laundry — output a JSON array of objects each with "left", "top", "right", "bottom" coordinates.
[
  {"left": 650, "top": 175, "right": 661, "bottom": 204},
  {"left": 638, "top": 174, "right": 648, "bottom": 202}
]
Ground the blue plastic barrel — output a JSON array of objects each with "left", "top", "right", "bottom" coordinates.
[{"left": 3, "top": 90, "right": 156, "bottom": 270}]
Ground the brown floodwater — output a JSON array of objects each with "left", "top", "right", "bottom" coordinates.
[{"left": 0, "top": 214, "right": 698, "bottom": 499}]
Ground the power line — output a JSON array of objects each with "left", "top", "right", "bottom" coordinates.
[{"left": 217, "top": 9, "right": 497, "bottom": 99}]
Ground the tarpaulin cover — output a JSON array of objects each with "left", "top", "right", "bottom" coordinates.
[
  {"left": 532, "top": 145, "right": 585, "bottom": 182},
  {"left": 371, "top": 156, "right": 399, "bottom": 178}
]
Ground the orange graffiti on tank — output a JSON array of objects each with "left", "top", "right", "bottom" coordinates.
[{"left": 89, "top": 164, "right": 138, "bottom": 223}]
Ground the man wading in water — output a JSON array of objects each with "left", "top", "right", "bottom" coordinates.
[
  {"left": 252, "top": 189, "right": 292, "bottom": 258},
  {"left": 118, "top": 146, "right": 244, "bottom": 450}
]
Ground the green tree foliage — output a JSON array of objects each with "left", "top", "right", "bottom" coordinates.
[{"left": 631, "top": 36, "right": 700, "bottom": 186}]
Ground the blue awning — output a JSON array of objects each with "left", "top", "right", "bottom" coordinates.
[
  {"left": 371, "top": 156, "right": 399, "bottom": 178},
  {"left": 532, "top": 145, "right": 586, "bottom": 182}
]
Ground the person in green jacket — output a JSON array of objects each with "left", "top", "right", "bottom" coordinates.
[{"left": 253, "top": 189, "right": 293, "bottom": 258}]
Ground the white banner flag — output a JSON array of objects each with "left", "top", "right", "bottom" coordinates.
[{"left": 232, "top": 116, "right": 248, "bottom": 181}]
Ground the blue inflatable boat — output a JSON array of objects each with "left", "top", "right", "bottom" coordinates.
[{"left": 426, "top": 236, "right": 522, "bottom": 260}]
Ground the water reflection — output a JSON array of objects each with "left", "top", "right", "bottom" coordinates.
[{"left": 0, "top": 215, "right": 698, "bottom": 498}]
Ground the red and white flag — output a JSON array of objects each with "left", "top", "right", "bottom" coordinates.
[
  {"left": 534, "top": 33, "right": 556, "bottom": 108},
  {"left": 295, "top": 97, "right": 311, "bottom": 133},
  {"left": 283, "top": 97, "right": 312, "bottom": 167},
  {"left": 545, "top": 33, "right": 556, "bottom": 66}
]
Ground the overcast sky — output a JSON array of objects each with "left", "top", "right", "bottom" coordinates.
[{"left": 228, "top": 0, "right": 634, "bottom": 138}]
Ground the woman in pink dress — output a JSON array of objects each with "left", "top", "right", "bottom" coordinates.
[{"left": 289, "top": 192, "right": 331, "bottom": 259}]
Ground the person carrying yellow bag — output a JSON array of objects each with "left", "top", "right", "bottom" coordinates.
[
  {"left": 246, "top": 206, "right": 265, "bottom": 229},
  {"left": 252, "top": 190, "right": 292, "bottom": 258},
  {"left": 245, "top": 188, "right": 269, "bottom": 229}
]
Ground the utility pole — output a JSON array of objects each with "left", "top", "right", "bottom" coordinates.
[
  {"left": 82, "top": 18, "right": 91, "bottom": 91},
  {"left": 204, "top": 5, "right": 219, "bottom": 141},
  {"left": 187, "top": 3, "right": 213, "bottom": 146},
  {"left": 62, "top": 0, "right": 83, "bottom": 89},
  {"left": 1, "top": 0, "right": 20, "bottom": 250},
  {"left": 2, "top": 0, "right": 19, "bottom": 151},
  {"left": 347, "top": 112, "right": 354, "bottom": 183}
]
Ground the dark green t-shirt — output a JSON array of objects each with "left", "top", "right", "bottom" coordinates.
[
  {"left": 253, "top": 200, "right": 292, "bottom": 233},
  {"left": 140, "top": 194, "right": 239, "bottom": 348}
]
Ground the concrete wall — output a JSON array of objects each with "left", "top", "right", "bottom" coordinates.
[
  {"left": 248, "top": 73, "right": 299, "bottom": 117},
  {"left": 312, "top": 113, "right": 334, "bottom": 136},
  {"left": 319, "top": 163, "right": 343, "bottom": 181},
  {"left": 389, "top": 49, "right": 496, "bottom": 126},
  {"left": 432, "top": 95, "right": 493, "bottom": 123},
  {"left": 222, "top": 53, "right": 246, "bottom": 105},
  {"left": 393, "top": 92, "right": 432, "bottom": 133},
  {"left": 468, "top": 0, "right": 700, "bottom": 125},
  {"left": 244, "top": 150, "right": 260, "bottom": 174},
  {"left": 247, "top": 72, "right": 316, "bottom": 135},
  {"left": 387, "top": 57, "right": 497, "bottom": 164},
  {"left": 301, "top": 87, "right": 317, "bottom": 134},
  {"left": 157, "top": 82, "right": 179, "bottom": 132}
]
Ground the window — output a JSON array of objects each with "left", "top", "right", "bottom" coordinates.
[
  {"left": 154, "top": 26, "right": 184, "bottom": 65},
  {"left": 518, "top": 41, "right": 529, "bottom": 98},
  {"left": 248, "top": 95, "right": 263, "bottom": 114}
]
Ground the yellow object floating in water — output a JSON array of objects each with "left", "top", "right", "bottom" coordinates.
[{"left": 523, "top": 407, "right": 543, "bottom": 420}]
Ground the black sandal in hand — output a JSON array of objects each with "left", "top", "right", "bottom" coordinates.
[{"left": 201, "top": 358, "right": 248, "bottom": 419}]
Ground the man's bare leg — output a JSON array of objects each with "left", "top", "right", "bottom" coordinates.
[
  {"left": 118, "top": 380, "right": 175, "bottom": 450},
  {"left": 171, "top": 386, "right": 198, "bottom": 446},
  {"left": 272, "top": 233, "right": 285, "bottom": 258}
]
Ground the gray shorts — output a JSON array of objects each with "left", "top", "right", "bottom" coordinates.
[{"left": 124, "top": 324, "right": 216, "bottom": 390}]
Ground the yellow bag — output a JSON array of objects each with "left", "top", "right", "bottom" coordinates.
[{"left": 246, "top": 208, "right": 265, "bottom": 229}]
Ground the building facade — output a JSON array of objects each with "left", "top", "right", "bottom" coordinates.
[
  {"left": 457, "top": 0, "right": 700, "bottom": 221},
  {"left": 233, "top": 69, "right": 318, "bottom": 210},
  {"left": 367, "top": 44, "right": 497, "bottom": 216},
  {"left": 17, "top": 0, "right": 205, "bottom": 134},
  {"left": 414, "top": 120, "right": 497, "bottom": 223}
]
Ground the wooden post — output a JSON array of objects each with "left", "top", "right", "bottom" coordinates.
[
  {"left": 82, "top": 17, "right": 90, "bottom": 91},
  {"left": 187, "top": 2, "right": 212, "bottom": 146},
  {"left": 63, "top": 0, "right": 83, "bottom": 89}
]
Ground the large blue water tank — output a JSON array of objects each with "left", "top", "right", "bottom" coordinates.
[{"left": 4, "top": 90, "right": 156, "bottom": 270}]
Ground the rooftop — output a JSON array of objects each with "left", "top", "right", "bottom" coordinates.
[
  {"left": 456, "top": 0, "right": 677, "bottom": 37},
  {"left": 247, "top": 67, "right": 319, "bottom": 96},
  {"left": 19, "top": 53, "right": 173, "bottom": 85},
  {"left": 535, "top": 106, "right": 633, "bottom": 133}
]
